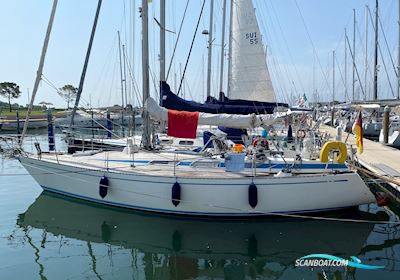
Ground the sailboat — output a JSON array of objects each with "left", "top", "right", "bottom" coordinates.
[{"left": 17, "top": 0, "right": 377, "bottom": 216}]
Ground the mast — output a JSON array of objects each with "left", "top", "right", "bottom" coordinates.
[
  {"left": 312, "top": 51, "right": 315, "bottom": 103},
  {"left": 20, "top": 0, "right": 58, "bottom": 144},
  {"left": 332, "top": 50, "right": 335, "bottom": 127},
  {"left": 227, "top": 0, "right": 233, "bottom": 97},
  {"left": 333, "top": 50, "right": 335, "bottom": 104},
  {"left": 132, "top": 0, "right": 136, "bottom": 106},
  {"left": 364, "top": 5, "right": 369, "bottom": 100},
  {"left": 219, "top": 0, "right": 227, "bottom": 95},
  {"left": 160, "top": 0, "right": 165, "bottom": 85},
  {"left": 141, "top": 0, "right": 151, "bottom": 149},
  {"left": 397, "top": 0, "right": 400, "bottom": 99},
  {"left": 352, "top": 8, "right": 356, "bottom": 101},
  {"left": 344, "top": 28, "right": 347, "bottom": 102},
  {"left": 70, "top": 0, "right": 102, "bottom": 127},
  {"left": 123, "top": 44, "right": 128, "bottom": 106},
  {"left": 206, "top": 0, "right": 214, "bottom": 98},
  {"left": 118, "top": 31, "right": 125, "bottom": 109},
  {"left": 373, "top": 0, "right": 379, "bottom": 100},
  {"left": 159, "top": 0, "right": 166, "bottom": 132}
]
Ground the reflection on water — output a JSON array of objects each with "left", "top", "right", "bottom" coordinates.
[{"left": 7, "top": 192, "right": 387, "bottom": 279}]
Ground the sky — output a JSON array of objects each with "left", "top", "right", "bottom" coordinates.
[{"left": 0, "top": 0, "right": 399, "bottom": 108}]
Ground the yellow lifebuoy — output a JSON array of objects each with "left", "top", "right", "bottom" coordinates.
[{"left": 319, "top": 141, "right": 347, "bottom": 164}]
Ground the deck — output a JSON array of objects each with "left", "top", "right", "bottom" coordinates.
[
  {"left": 320, "top": 124, "right": 400, "bottom": 200},
  {"left": 35, "top": 151, "right": 255, "bottom": 179}
]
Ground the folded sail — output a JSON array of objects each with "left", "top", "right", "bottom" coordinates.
[
  {"left": 228, "top": 0, "right": 275, "bottom": 102},
  {"left": 146, "top": 97, "right": 283, "bottom": 129}
]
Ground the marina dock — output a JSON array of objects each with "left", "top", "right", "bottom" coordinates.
[{"left": 321, "top": 124, "right": 400, "bottom": 201}]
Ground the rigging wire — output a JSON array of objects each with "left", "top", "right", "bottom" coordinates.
[
  {"left": 294, "top": 0, "right": 332, "bottom": 98},
  {"left": 166, "top": 0, "right": 190, "bottom": 81},
  {"left": 149, "top": 66, "right": 159, "bottom": 101},
  {"left": 177, "top": 0, "right": 206, "bottom": 96},
  {"left": 345, "top": 34, "right": 366, "bottom": 98},
  {"left": 124, "top": 48, "right": 142, "bottom": 107},
  {"left": 90, "top": 33, "right": 119, "bottom": 105},
  {"left": 378, "top": 12, "right": 398, "bottom": 79},
  {"left": 264, "top": 0, "right": 306, "bottom": 95},
  {"left": 368, "top": 7, "right": 396, "bottom": 98},
  {"left": 255, "top": 1, "right": 290, "bottom": 101},
  {"left": 107, "top": 51, "right": 119, "bottom": 106}
]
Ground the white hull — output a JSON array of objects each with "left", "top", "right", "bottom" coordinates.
[
  {"left": 19, "top": 155, "right": 375, "bottom": 216},
  {"left": 55, "top": 114, "right": 141, "bottom": 128},
  {"left": 363, "top": 122, "right": 382, "bottom": 137},
  {"left": 379, "top": 124, "right": 400, "bottom": 148},
  {"left": 0, "top": 119, "right": 48, "bottom": 131}
]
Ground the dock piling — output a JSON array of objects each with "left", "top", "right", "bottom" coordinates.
[
  {"left": 383, "top": 106, "right": 390, "bottom": 144},
  {"left": 47, "top": 109, "right": 55, "bottom": 151},
  {"left": 16, "top": 110, "right": 21, "bottom": 143},
  {"left": 106, "top": 110, "right": 112, "bottom": 139}
]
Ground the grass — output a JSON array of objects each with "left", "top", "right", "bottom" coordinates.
[{"left": 0, "top": 109, "right": 66, "bottom": 118}]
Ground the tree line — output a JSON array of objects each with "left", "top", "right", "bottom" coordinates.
[{"left": 0, "top": 82, "right": 77, "bottom": 112}]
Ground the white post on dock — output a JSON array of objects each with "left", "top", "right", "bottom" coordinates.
[{"left": 336, "top": 126, "right": 343, "bottom": 142}]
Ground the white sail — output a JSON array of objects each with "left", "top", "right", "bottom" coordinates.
[{"left": 228, "top": 0, "right": 275, "bottom": 102}]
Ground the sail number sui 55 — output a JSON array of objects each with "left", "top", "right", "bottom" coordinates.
[{"left": 245, "top": 32, "right": 258, "bottom": 45}]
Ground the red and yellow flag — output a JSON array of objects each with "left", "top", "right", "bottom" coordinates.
[{"left": 352, "top": 111, "right": 363, "bottom": 154}]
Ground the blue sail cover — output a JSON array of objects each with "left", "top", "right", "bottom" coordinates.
[{"left": 160, "top": 82, "right": 288, "bottom": 115}]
